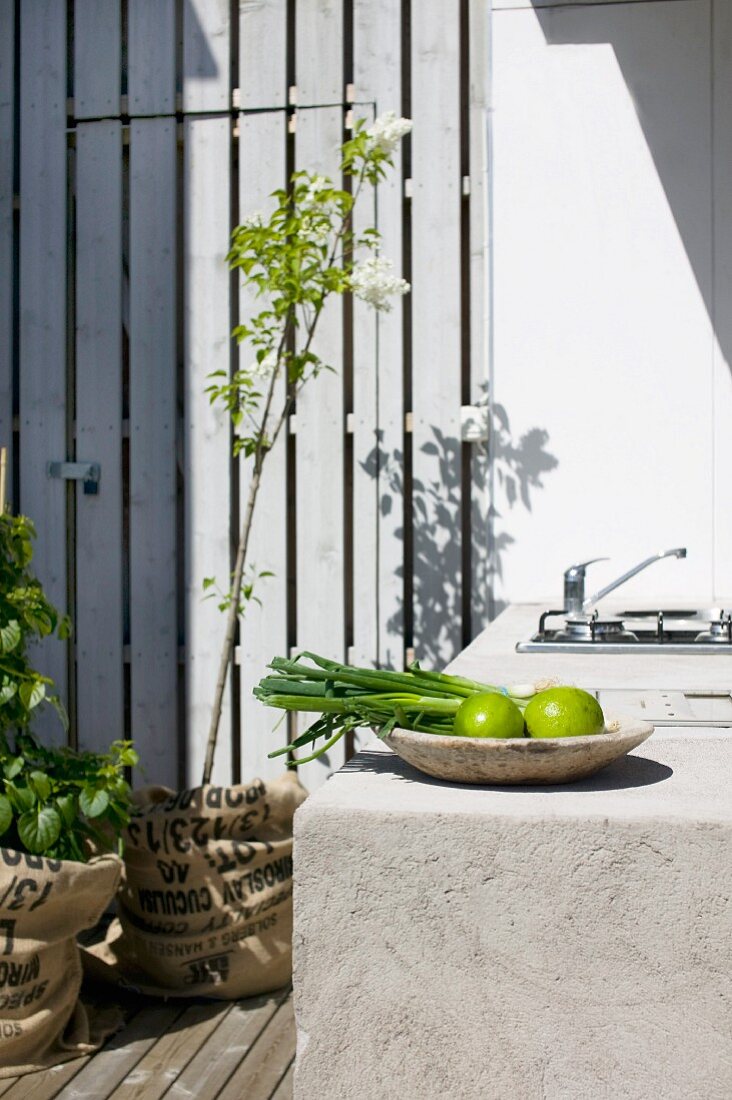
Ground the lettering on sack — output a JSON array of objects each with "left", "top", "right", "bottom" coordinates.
[
  {"left": 156, "top": 859, "right": 190, "bottom": 885},
  {"left": 137, "top": 886, "right": 212, "bottom": 916},
  {"left": 143, "top": 940, "right": 205, "bottom": 959},
  {"left": 221, "top": 856, "right": 293, "bottom": 903},
  {"left": 0, "top": 849, "right": 62, "bottom": 874},
  {"left": 205, "top": 883, "right": 292, "bottom": 929},
  {"left": 0, "top": 1022, "right": 22, "bottom": 1039},
  {"left": 182, "top": 952, "right": 231, "bottom": 986},
  {"left": 125, "top": 912, "right": 190, "bottom": 937},
  {"left": 0, "top": 954, "right": 39, "bottom": 988},
  {"left": 0, "top": 981, "right": 48, "bottom": 1010},
  {"left": 221, "top": 913, "right": 277, "bottom": 946}
]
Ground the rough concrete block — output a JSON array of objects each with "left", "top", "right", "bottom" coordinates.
[{"left": 293, "top": 736, "right": 732, "bottom": 1100}]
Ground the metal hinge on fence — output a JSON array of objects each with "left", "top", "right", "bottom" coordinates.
[{"left": 47, "top": 461, "right": 100, "bottom": 495}]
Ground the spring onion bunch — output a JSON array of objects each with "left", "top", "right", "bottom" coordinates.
[{"left": 256, "top": 652, "right": 550, "bottom": 766}]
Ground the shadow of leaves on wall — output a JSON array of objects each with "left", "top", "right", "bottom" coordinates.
[
  {"left": 486, "top": 402, "right": 559, "bottom": 621},
  {"left": 361, "top": 404, "right": 558, "bottom": 668}
]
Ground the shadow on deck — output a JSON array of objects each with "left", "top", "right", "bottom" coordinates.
[{"left": 0, "top": 984, "right": 294, "bottom": 1100}]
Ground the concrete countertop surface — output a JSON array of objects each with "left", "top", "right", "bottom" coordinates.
[
  {"left": 303, "top": 734, "right": 732, "bottom": 824},
  {"left": 446, "top": 603, "right": 732, "bottom": 691}
]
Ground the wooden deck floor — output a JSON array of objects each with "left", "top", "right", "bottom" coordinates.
[{"left": 0, "top": 985, "right": 295, "bottom": 1100}]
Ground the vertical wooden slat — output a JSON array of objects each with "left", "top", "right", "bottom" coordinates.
[
  {"left": 238, "top": 0, "right": 289, "bottom": 782},
  {"left": 74, "top": 0, "right": 123, "bottom": 753},
  {"left": 183, "top": 0, "right": 231, "bottom": 113},
  {"left": 183, "top": 0, "right": 232, "bottom": 785},
  {"left": 74, "top": 121, "right": 125, "bottom": 752},
  {"left": 128, "top": 114, "right": 177, "bottom": 784},
  {"left": 128, "top": 0, "right": 176, "bottom": 116},
  {"left": 295, "top": 0, "right": 346, "bottom": 790},
  {"left": 19, "top": 0, "right": 68, "bottom": 741},
  {"left": 410, "top": 1, "right": 462, "bottom": 667},
  {"left": 0, "top": 0, "right": 13, "bottom": 498},
  {"left": 469, "top": 0, "right": 491, "bottom": 635},
  {"left": 349, "top": 98, "right": 379, "bottom": 685},
  {"left": 353, "top": 0, "right": 405, "bottom": 675},
  {"left": 74, "top": 0, "right": 120, "bottom": 120},
  {"left": 713, "top": 0, "right": 732, "bottom": 597}
]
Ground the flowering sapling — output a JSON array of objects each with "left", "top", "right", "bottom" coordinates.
[{"left": 202, "top": 114, "right": 412, "bottom": 782}]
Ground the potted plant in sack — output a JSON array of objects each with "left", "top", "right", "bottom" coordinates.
[
  {"left": 84, "top": 114, "right": 411, "bottom": 1002},
  {"left": 0, "top": 500, "right": 137, "bottom": 1078}
]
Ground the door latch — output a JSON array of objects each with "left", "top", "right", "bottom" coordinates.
[{"left": 47, "top": 461, "right": 101, "bottom": 495}]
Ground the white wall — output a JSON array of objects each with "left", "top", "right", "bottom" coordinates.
[{"left": 491, "top": 0, "right": 732, "bottom": 611}]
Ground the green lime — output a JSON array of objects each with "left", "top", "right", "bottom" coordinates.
[
  {"left": 452, "top": 692, "right": 525, "bottom": 739},
  {"left": 524, "top": 687, "right": 605, "bottom": 739}
]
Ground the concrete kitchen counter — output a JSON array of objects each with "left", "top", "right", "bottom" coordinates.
[{"left": 294, "top": 608, "right": 732, "bottom": 1099}]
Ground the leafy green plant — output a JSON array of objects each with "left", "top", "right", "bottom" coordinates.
[
  {"left": 0, "top": 735, "right": 138, "bottom": 861},
  {"left": 202, "top": 112, "right": 412, "bottom": 782},
  {"left": 0, "top": 509, "right": 138, "bottom": 861},
  {"left": 0, "top": 512, "right": 69, "bottom": 732}
]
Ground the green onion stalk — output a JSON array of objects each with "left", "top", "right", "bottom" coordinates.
[{"left": 256, "top": 652, "right": 553, "bottom": 766}]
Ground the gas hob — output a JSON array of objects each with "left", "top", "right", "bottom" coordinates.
[{"left": 517, "top": 609, "right": 732, "bottom": 655}]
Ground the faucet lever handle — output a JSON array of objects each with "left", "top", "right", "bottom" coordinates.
[{"left": 563, "top": 557, "right": 608, "bottom": 581}]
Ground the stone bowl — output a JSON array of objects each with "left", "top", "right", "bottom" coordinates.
[{"left": 383, "top": 716, "right": 654, "bottom": 785}]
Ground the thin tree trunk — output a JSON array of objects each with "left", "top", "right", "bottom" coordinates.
[{"left": 201, "top": 464, "right": 262, "bottom": 784}]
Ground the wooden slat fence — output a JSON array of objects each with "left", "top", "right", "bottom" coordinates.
[{"left": 0, "top": 0, "right": 491, "bottom": 792}]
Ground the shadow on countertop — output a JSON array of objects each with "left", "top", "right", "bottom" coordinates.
[{"left": 342, "top": 747, "right": 673, "bottom": 794}]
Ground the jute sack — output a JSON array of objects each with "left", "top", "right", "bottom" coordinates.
[
  {"left": 0, "top": 848, "right": 122, "bottom": 1077},
  {"left": 84, "top": 772, "right": 307, "bottom": 999}
]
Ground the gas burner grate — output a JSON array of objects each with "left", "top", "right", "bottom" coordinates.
[{"left": 517, "top": 608, "right": 732, "bottom": 654}]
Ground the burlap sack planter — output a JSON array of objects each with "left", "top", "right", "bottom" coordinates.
[
  {"left": 84, "top": 772, "right": 307, "bottom": 999},
  {"left": 0, "top": 847, "right": 122, "bottom": 1077}
]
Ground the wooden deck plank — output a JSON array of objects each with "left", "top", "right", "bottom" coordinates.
[
  {"left": 163, "top": 989, "right": 289, "bottom": 1100},
  {"left": 57, "top": 1003, "right": 185, "bottom": 1100},
  {"left": 0, "top": 988, "right": 294, "bottom": 1099},
  {"left": 105, "top": 1001, "right": 232, "bottom": 1100},
  {"left": 1, "top": 1055, "right": 91, "bottom": 1100},
  {"left": 270, "top": 1060, "right": 294, "bottom": 1100},
  {"left": 216, "top": 995, "right": 295, "bottom": 1100}
]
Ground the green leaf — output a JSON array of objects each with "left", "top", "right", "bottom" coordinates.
[
  {"left": 29, "top": 770, "right": 51, "bottom": 800},
  {"left": 18, "top": 806, "right": 61, "bottom": 854},
  {"left": 202, "top": 577, "right": 216, "bottom": 591},
  {"left": 116, "top": 745, "right": 138, "bottom": 768},
  {"left": 7, "top": 784, "right": 35, "bottom": 813},
  {"left": 55, "top": 793, "right": 77, "bottom": 827},
  {"left": 0, "top": 620, "right": 21, "bottom": 655},
  {"left": 0, "top": 680, "right": 16, "bottom": 706},
  {"left": 0, "top": 796, "right": 12, "bottom": 836},
  {"left": 79, "top": 788, "right": 110, "bottom": 818},
  {"left": 3, "top": 756, "right": 24, "bottom": 780},
  {"left": 19, "top": 680, "right": 45, "bottom": 711}
]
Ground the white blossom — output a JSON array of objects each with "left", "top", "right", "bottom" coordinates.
[
  {"left": 303, "top": 175, "right": 331, "bottom": 202},
  {"left": 241, "top": 210, "right": 265, "bottom": 229},
  {"left": 350, "top": 256, "right": 410, "bottom": 312},
  {"left": 248, "top": 349, "right": 278, "bottom": 380},
  {"left": 366, "top": 111, "right": 412, "bottom": 155}
]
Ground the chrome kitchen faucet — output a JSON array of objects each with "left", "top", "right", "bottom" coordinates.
[{"left": 563, "top": 548, "right": 687, "bottom": 615}]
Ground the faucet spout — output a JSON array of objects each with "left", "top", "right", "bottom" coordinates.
[{"left": 582, "top": 547, "right": 687, "bottom": 611}]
